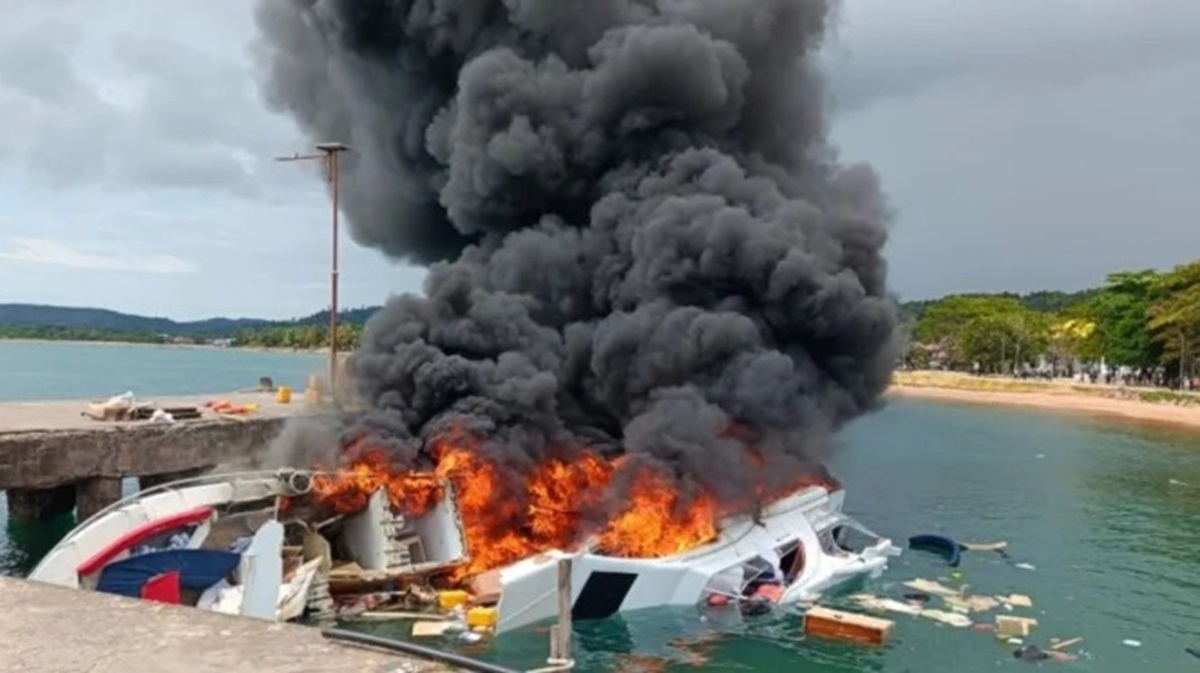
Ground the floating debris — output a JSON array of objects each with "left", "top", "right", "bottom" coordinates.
[
  {"left": 998, "top": 594, "right": 1033, "bottom": 608},
  {"left": 996, "top": 616, "right": 1039, "bottom": 639},
  {"left": 1014, "top": 644, "right": 1050, "bottom": 662},
  {"left": 852, "top": 591, "right": 983, "bottom": 627},
  {"left": 960, "top": 541, "right": 1009, "bottom": 552},
  {"left": 944, "top": 594, "right": 999, "bottom": 614},
  {"left": 903, "top": 578, "right": 960, "bottom": 598},
  {"left": 412, "top": 621, "right": 456, "bottom": 638},
  {"left": 850, "top": 594, "right": 923, "bottom": 616},
  {"left": 804, "top": 606, "right": 895, "bottom": 646},
  {"left": 918, "top": 609, "right": 973, "bottom": 628},
  {"left": 908, "top": 534, "right": 962, "bottom": 567}
]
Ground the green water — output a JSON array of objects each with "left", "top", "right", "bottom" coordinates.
[
  {"left": 351, "top": 400, "right": 1200, "bottom": 671},
  {"left": 2, "top": 341, "right": 1199, "bottom": 670}
]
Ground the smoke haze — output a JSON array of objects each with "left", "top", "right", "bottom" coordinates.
[{"left": 253, "top": 0, "right": 899, "bottom": 505}]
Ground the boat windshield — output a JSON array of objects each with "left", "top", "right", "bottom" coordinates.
[{"left": 820, "top": 516, "right": 883, "bottom": 554}]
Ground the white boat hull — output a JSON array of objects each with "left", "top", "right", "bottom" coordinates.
[{"left": 494, "top": 487, "right": 899, "bottom": 633}]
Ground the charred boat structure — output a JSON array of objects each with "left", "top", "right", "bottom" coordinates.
[{"left": 28, "top": 468, "right": 899, "bottom": 636}]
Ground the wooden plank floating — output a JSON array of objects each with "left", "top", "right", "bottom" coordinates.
[{"left": 803, "top": 606, "right": 894, "bottom": 646}]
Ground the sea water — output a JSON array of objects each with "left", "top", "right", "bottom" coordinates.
[
  {"left": 3, "top": 341, "right": 1200, "bottom": 671},
  {"left": 0, "top": 340, "right": 323, "bottom": 402}
]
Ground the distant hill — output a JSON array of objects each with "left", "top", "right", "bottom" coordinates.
[
  {"left": 2, "top": 289, "right": 1100, "bottom": 338},
  {"left": 0, "top": 303, "right": 382, "bottom": 337},
  {"left": 898, "top": 288, "right": 1097, "bottom": 324}
]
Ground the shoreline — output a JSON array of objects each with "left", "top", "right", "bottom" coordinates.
[
  {"left": 0, "top": 337, "right": 327, "bottom": 355},
  {"left": 1, "top": 343, "right": 1197, "bottom": 433},
  {"left": 890, "top": 371, "right": 1200, "bottom": 432}
]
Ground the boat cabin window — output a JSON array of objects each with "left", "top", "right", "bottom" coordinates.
[
  {"left": 739, "top": 555, "right": 785, "bottom": 601},
  {"left": 827, "top": 523, "right": 880, "bottom": 554},
  {"left": 778, "top": 540, "right": 805, "bottom": 582}
]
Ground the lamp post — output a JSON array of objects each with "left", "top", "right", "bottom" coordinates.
[{"left": 276, "top": 142, "right": 350, "bottom": 398}]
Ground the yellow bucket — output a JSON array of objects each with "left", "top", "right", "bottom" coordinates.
[
  {"left": 276, "top": 386, "right": 292, "bottom": 404},
  {"left": 466, "top": 606, "right": 498, "bottom": 628},
  {"left": 437, "top": 590, "right": 470, "bottom": 610}
]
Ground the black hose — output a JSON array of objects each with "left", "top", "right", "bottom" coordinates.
[{"left": 321, "top": 627, "right": 522, "bottom": 673}]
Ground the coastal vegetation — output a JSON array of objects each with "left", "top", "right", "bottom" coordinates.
[
  {"left": 4, "top": 261, "right": 1199, "bottom": 381},
  {"left": 232, "top": 322, "right": 363, "bottom": 350},
  {"left": 0, "top": 324, "right": 165, "bottom": 344},
  {"left": 904, "top": 261, "right": 1200, "bottom": 387}
]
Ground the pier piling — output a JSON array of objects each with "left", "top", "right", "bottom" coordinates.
[{"left": 75, "top": 476, "right": 124, "bottom": 522}]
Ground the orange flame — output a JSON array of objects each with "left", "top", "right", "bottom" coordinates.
[
  {"left": 598, "top": 468, "right": 718, "bottom": 558},
  {"left": 311, "top": 449, "right": 443, "bottom": 515},
  {"left": 309, "top": 427, "right": 837, "bottom": 580}
]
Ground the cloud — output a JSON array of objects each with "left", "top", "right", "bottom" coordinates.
[
  {"left": 0, "top": 237, "right": 196, "bottom": 274},
  {"left": 0, "top": 186, "right": 426, "bottom": 320},
  {"left": 0, "top": 1, "right": 303, "bottom": 196},
  {"left": 828, "top": 0, "right": 1200, "bottom": 300},
  {"left": 0, "top": 0, "right": 1197, "bottom": 319},
  {"left": 827, "top": 0, "right": 1200, "bottom": 114}
]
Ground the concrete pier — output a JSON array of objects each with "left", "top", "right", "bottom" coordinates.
[
  {"left": 0, "top": 392, "right": 323, "bottom": 522},
  {"left": 0, "top": 576, "right": 451, "bottom": 672}
]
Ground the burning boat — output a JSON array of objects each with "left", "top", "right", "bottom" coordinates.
[
  {"left": 28, "top": 460, "right": 898, "bottom": 634},
  {"left": 236, "top": 0, "right": 908, "bottom": 644},
  {"left": 494, "top": 484, "right": 898, "bottom": 632},
  {"left": 226, "top": 0, "right": 910, "bottom": 644}
]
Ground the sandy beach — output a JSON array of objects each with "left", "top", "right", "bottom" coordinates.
[{"left": 890, "top": 371, "right": 1200, "bottom": 431}]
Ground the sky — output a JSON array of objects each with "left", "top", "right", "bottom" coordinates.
[{"left": 1, "top": 0, "right": 1197, "bottom": 320}]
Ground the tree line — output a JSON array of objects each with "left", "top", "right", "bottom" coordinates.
[
  {"left": 6, "top": 265, "right": 1199, "bottom": 386},
  {"left": 232, "top": 323, "right": 362, "bottom": 350},
  {"left": 0, "top": 315, "right": 367, "bottom": 350},
  {"left": 0, "top": 325, "right": 165, "bottom": 343},
  {"left": 904, "top": 261, "right": 1200, "bottom": 388}
]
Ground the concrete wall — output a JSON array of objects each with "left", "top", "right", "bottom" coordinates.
[
  {"left": 0, "top": 417, "right": 290, "bottom": 491},
  {"left": 0, "top": 417, "right": 303, "bottom": 521}
]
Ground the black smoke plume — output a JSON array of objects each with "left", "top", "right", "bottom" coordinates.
[{"left": 254, "top": 0, "right": 899, "bottom": 505}]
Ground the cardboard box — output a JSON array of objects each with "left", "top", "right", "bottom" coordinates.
[
  {"left": 995, "top": 615, "right": 1039, "bottom": 639},
  {"left": 804, "top": 606, "right": 894, "bottom": 646},
  {"left": 468, "top": 569, "right": 502, "bottom": 605}
]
